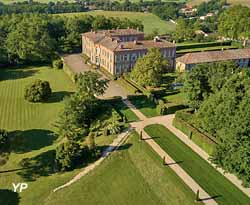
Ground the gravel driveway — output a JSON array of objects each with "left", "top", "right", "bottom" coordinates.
[{"left": 63, "top": 54, "right": 129, "bottom": 99}]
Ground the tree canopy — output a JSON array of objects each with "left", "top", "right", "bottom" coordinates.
[
  {"left": 183, "top": 61, "right": 239, "bottom": 109},
  {"left": 0, "top": 13, "right": 143, "bottom": 67},
  {"left": 130, "top": 48, "right": 169, "bottom": 87},
  {"left": 194, "top": 71, "right": 250, "bottom": 186},
  {"left": 218, "top": 5, "right": 250, "bottom": 40}
]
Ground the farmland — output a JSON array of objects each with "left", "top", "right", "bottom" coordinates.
[{"left": 58, "top": 11, "right": 176, "bottom": 34}]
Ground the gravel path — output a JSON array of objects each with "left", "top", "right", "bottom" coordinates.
[{"left": 53, "top": 129, "right": 131, "bottom": 193}]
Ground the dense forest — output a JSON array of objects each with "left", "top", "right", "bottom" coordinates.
[
  {"left": 184, "top": 61, "right": 250, "bottom": 187},
  {"left": 0, "top": 13, "right": 143, "bottom": 67},
  {"left": 0, "top": 1, "right": 87, "bottom": 15}
]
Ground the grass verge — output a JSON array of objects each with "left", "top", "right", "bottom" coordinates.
[{"left": 144, "top": 124, "right": 250, "bottom": 205}]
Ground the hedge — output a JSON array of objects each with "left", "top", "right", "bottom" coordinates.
[
  {"left": 176, "top": 41, "right": 232, "bottom": 51},
  {"left": 117, "top": 78, "right": 139, "bottom": 94},
  {"left": 123, "top": 75, "right": 151, "bottom": 96},
  {"left": 102, "top": 96, "right": 122, "bottom": 104},
  {"left": 173, "top": 116, "right": 217, "bottom": 155},
  {"left": 127, "top": 94, "right": 147, "bottom": 101}
]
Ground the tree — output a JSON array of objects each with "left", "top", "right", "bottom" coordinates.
[
  {"left": 6, "top": 15, "right": 55, "bottom": 64},
  {"left": 130, "top": 48, "right": 169, "bottom": 87},
  {"left": 74, "top": 71, "right": 109, "bottom": 97},
  {"left": 174, "top": 17, "right": 194, "bottom": 42},
  {"left": 218, "top": 5, "right": 250, "bottom": 40},
  {"left": 194, "top": 71, "right": 250, "bottom": 186},
  {"left": 55, "top": 139, "right": 82, "bottom": 171},
  {"left": 24, "top": 79, "right": 52, "bottom": 102},
  {"left": 183, "top": 61, "right": 239, "bottom": 109},
  {"left": 57, "top": 92, "right": 99, "bottom": 141}
]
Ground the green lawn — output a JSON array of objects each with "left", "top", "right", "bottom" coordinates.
[
  {"left": 112, "top": 100, "right": 139, "bottom": 122},
  {"left": 129, "top": 97, "right": 158, "bottom": 117},
  {"left": 0, "top": 66, "right": 116, "bottom": 205},
  {"left": 59, "top": 11, "right": 176, "bottom": 34},
  {"left": 144, "top": 124, "right": 250, "bottom": 205},
  {"left": 46, "top": 132, "right": 199, "bottom": 205}
]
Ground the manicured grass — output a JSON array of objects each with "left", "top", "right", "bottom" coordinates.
[
  {"left": 144, "top": 124, "right": 250, "bottom": 205},
  {"left": 59, "top": 11, "right": 176, "bottom": 34},
  {"left": 112, "top": 100, "right": 139, "bottom": 122},
  {"left": 46, "top": 132, "right": 199, "bottom": 205},
  {"left": 0, "top": 66, "right": 116, "bottom": 205},
  {"left": 163, "top": 92, "right": 187, "bottom": 105},
  {"left": 129, "top": 97, "right": 158, "bottom": 117}
]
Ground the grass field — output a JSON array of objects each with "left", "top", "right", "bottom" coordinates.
[
  {"left": 59, "top": 11, "right": 176, "bottom": 34},
  {"left": 187, "top": 0, "right": 250, "bottom": 6},
  {"left": 144, "top": 124, "right": 250, "bottom": 205},
  {"left": 46, "top": 132, "right": 199, "bottom": 205},
  {"left": 112, "top": 100, "right": 139, "bottom": 122},
  {"left": 129, "top": 97, "right": 158, "bottom": 117},
  {"left": 0, "top": 66, "right": 117, "bottom": 205}
]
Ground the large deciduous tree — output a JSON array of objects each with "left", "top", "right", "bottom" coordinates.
[
  {"left": 218, "top": 5, "right": 250, "bottom": 40},
  {"left": 74, "top": 71, "right": 109, "bottom": 97},
  {"left": 130, "top": 48, "right": 169, "bottom": 87},
  {"left": 194, "top": 71, "right": 250, "bottom": 186},
  {"left": 183, "top": 61, "right": 239, "bottom": 109},
  {"left": 6, "top": 15, "right": 55, "bottom": 64}
]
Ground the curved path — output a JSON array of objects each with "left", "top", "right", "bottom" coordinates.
[{"left": 53, "top": 129, "right": 131, "bottom": 192}]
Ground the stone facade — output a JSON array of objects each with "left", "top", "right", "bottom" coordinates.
[{"left": 82, "top": 29, "right": 176, "bottom": 76}]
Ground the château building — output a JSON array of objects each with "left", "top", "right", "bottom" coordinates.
[{"left": 82, "top": 28, "right": 176, "bottom": 76}]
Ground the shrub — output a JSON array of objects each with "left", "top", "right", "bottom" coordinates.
[
  {"left": 156, "top": 100, "right": 168, "bottom": 115},
  {"left": 55, "top": 140, "right": 82, "bottom": 171},
  {"left": 24, "top": 79, "right": 52, "bottom": 102},
  {"left": 0, "top": 129, "right": 9, "bottom": 151},
  {"left": 52, "top": 59, "right": 63, "bottom": 69},
  {"left": 86, "top": 132, "right": 96, "bottom": 151}
]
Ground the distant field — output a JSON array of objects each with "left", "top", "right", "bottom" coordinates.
[
  {"left": 46, "top": 132, "right": 198, "bottom": 205},
  {"left": 187, "top": 0, "right": 250, "bottom": 6},
  {"left": 58, "top": 11, "right": 176, "bottom": 34},
  {"left": 0, "top": 0, "right": 186, "bottom": 4}
]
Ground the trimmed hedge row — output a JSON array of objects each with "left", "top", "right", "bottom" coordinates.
[
  {"left": 176, "top": 41, "right": 232, "bottom": 51},
  {"left": 117, "top": 78, "right": 139, "bottom": 94},
  {"left": 173, "top": 115, "right": 217, "bottom": 155},
  {"left": 123, "top": 75, "right": 151, "bottom": 96}
]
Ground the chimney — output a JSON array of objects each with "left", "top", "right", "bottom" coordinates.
[{"left": 154, "top": 36, "right": 160, "bottom": 42}]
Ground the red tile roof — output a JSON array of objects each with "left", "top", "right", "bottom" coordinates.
[{"left": 176, "top": 49, "right": 250, "bottom": 64}]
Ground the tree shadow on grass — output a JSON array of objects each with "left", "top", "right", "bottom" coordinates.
[
  {"left": 17, "top": 149, "right": 56, "bottom": 181},
  {"left": 0, "top": 68, "right": 38, "bottom": 81},
  {"left": 0, "top": 189, "right": 20, "bottom": 205},
  {"left": 9, "top": 129, "right": 58, "bottom": 153},
  {"left": 47, "top": 91, "right": 73, "bottom": 103}
]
